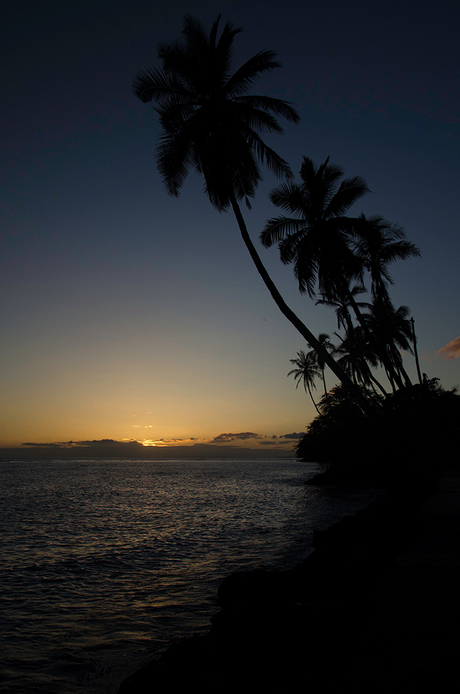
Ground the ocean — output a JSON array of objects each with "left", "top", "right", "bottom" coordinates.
[{"left": 0, "top": 458, "right": 377, "bottom": 693}]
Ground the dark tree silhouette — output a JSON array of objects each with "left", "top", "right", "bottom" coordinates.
[
  {"left": 334, "top": 326, "right": 388, "bottom": 396},
  {"left": 410, "top": 316, "right": 423, "bottom": 385},
  {"left": 316, "top": 284, "right": 369, "bottom": 334},
  {"left": 287, "top": 350, "right": 321, "bottom": 414},
  {"left": 364, "top": 300, "right": 414, "bottom": 389},
  {"left": 315, "top": 333, "right": 334, "bottom": 396},
  {"left": 352, "top": 215, "right": 420, "bottom": 304},
  {"left": 261, "top": 155, "right": 369, "bottom": 300},
  {"left": 261, "top": 157, "right": 423, "bottom": 390},
  {"left": 133, "top": 17, "right": 363, "bottom": 401}
]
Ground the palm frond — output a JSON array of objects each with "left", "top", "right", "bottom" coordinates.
[
  {"left": 156, "top": 117, "right": 198, "bottom": 195},
  {"left": 326, "top": 176, "right": 370, "bottom": 217},
  {"left": 268, "top": 182, "right": 305, "bottom": 213},
  {"left": 132, "top": 67, "right": 189, "bottom": 103},
  {"left": 224, "top": 51, "right": 281, "bottom": 96},
  {"left": 244, "top": 130, "right": 292, "bottom": 178},
  {"left": 233, "top": 94, "right": 299, "bottom": 123},
  {"left": 260, "top": 215, "right": 305, "bottom": 247},
  {"left": 135, "top": 15, "right": 298, "bottom": 210},
  {"left": 233, "top": 102, "right": 285, "bottom": 134}
]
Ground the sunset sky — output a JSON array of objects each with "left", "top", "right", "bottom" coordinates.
[{"left": 1, "top": 0, "right": 459, "bottom": 457}]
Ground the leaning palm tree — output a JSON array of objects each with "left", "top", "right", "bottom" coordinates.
[
  {"left": 133, "top": 16, "right": 363, "bottom": 402},
  {"left": 334, "top": 326, "right": 388, "bottom": 396},
  {"left": 315, "top": 333, "right": 334, "bottom": 397},
  {"left": 261, "top": 155, "right": 369, "bottom": 300},
  {"left": 316, "top": 284, "right": 369, "bottom": 333},
  {"left": 288, "top": 350, "right": 321, "bottom": 414},
  {"left": 352, "top": 215, "right": 421, "bottom": 304},
  {"left": 364, "top": 300, "right": 414, "bottom": 389},
  {"left": 410, "top": 316, "right": 423, "bottom": 385}
]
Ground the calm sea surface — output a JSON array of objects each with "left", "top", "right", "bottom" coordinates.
[{"left": 0, "top": 458, "right": 377, "bottom": 693}]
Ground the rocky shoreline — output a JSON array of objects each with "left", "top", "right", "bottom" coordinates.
[{"left": 117, "top": 474, "right": 459, "bottom": 692}]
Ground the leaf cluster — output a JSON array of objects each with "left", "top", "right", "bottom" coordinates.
[
  {"left": 296, "top": 381, "right": 460, "bottom": 485},
  {"left": 133, "top": 15, "right": 299, "bottom": 211}
]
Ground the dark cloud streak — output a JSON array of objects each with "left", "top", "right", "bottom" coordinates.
[{"left": 211, "top": 432, "right": 263, "bottom": 443}]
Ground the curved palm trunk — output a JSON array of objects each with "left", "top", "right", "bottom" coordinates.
[
  {"left": 390, "top": 345, "right": 413, "bottom": 388},
  {"left": 306, "top": 383, "right": 321, "bottom": 415},
  {"left": 229, "top": 194, "right": 371, "bottom": 412},
  {"left": 346, "top": 289, "right": 407, "bottom": 391},
  {"left": 369, "top": 371, "right": 388, "bottom": 397},
  {"left": 410, "top": 317, "right": 423, "bottom": 385},
  {"left": 384, "top": 362, "right": 399, "bottom": 393}
]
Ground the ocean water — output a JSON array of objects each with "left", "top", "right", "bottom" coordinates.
[{"left": 0, "top": 458, "right": 377, "bottom": 693}]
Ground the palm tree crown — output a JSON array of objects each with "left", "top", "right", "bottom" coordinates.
[
  {"left": 288, "top": 350, "right": 321, "bottom": 413},
  {"left": 352, "top": 215, "right": 421, "bottom": 303},
  {"left": 261, "top": 156, "right": 370, "bottom": 298},
  {"left": 134, "top": 18, "right": 369, "bottom": 408},
  {"left": 133, "top": 15, "right": 299, "bottom": 211}
]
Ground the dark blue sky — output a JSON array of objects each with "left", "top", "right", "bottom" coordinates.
[{"left": 1, "top": 0, "right": 459, "bottom": 451}]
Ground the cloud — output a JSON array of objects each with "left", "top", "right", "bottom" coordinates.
[
  {"left": 211, "top": 432, "right": 262, "bottom": 444},
  {"left": 279, "top": 432, "right": 304, "bottom": 439},
  {"left": 438, "top": 337, "right": 460, "bottom": 360}
]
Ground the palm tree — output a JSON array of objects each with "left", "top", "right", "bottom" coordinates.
[
  {"left": 133, "top": 16, "right": 363, "bottom": 403},
  {"left": 261, "top": 155, "right": 369, "bottom": 300},
  {"left": 410, "top": 316, "right": 423, "bottom": 385},
  {"left": 334, "top": 326, "right": 388, "bottom": 396},
  {"left": 364, "top": 300, "right": 414, "bottom": 389},
  {"left": 352, "top": 215, "right": 421, "bottom": 303},
  {"left": 288, "top": 350, "right": 321, "bottom": 414},
  {"left": 316, "top": 284, "right": 369, "bottom": 333},
  {"left": 315, "top": 333, "right": 334, "bottom": 397}
]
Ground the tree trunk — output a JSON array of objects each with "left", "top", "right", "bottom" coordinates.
[
  {"left": 410, "top": 317, "right": 423, "bottom": 385},
  {"left": 306, "top": 384, "right": 321, "bottom": 415},
  {"left": 346, "top": 289, "right": 406, "bottom": 391},
  {"left": 229, "top": 194, "right": 371, "bottom": 412},
  {"left": 321, "top": 369, "right": 328, "bottom": 398},
  {"left": 369, "top": 371, "right": 388, "bottom": 397}
]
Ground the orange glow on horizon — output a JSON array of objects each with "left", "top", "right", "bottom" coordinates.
[{"left": 140, "top": 440, "right": 169, "bottom": 447}]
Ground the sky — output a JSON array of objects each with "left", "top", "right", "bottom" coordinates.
[{"left": 1, "top": 0, "right": 459, "bottom": 458}]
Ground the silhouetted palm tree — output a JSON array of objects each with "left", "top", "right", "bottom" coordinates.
[
  {"left": 334, "top": 326, "right": 388, "bottom": 396},
  {"left": 315, "top": 333, "right": 334, "bottom": 396},
  {"left": 134, "top": 17, "right": 362, "bottom": 401},
  {"left": 364, "top": 300, "right": 414, "bottom": 389},
  {"left": 410, "top": 316, "right": 423, "bottom": 385},
  {"left": 352, "top": 215, "right": 420, "bottom": 303},
  {"left": 134, "top": 15, "right": 298, "bottom": 211},
  {"left": 288, "top": 350, "right": 321, "bottom": 414},
  {"left": 261, "top": 156, "right": 369, "bottom": 300},
  {"left": 316, "top": 284, "right": 369, "bottom": 333}
]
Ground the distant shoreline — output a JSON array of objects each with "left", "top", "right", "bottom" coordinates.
[{"left": 0, "top": 447, "right": 296, "bottom": 461}]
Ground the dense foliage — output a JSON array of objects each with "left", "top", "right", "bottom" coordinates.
[
  {"left": 136, "top": 17, "right": 457, "bottom": 487},
  {"left": 295, "top": 379, "right": 460, "bottom": 485}
]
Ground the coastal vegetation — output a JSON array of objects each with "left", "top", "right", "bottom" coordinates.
[
  {"left": 133, "top": 15, "right": 368, "bottom": 405},
  {"left": 266, "top": 156, "right": 458, "bottom": 481},
  {"left": 134, "top": 15, "right": 457, "bottom": 482},
  {"left": 295, "top": 379, "right": 460, "bottom": 485}
]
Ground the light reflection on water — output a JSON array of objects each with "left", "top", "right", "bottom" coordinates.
[{"left": 0, "top": 458, "right": 376, "bottom": 693}]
